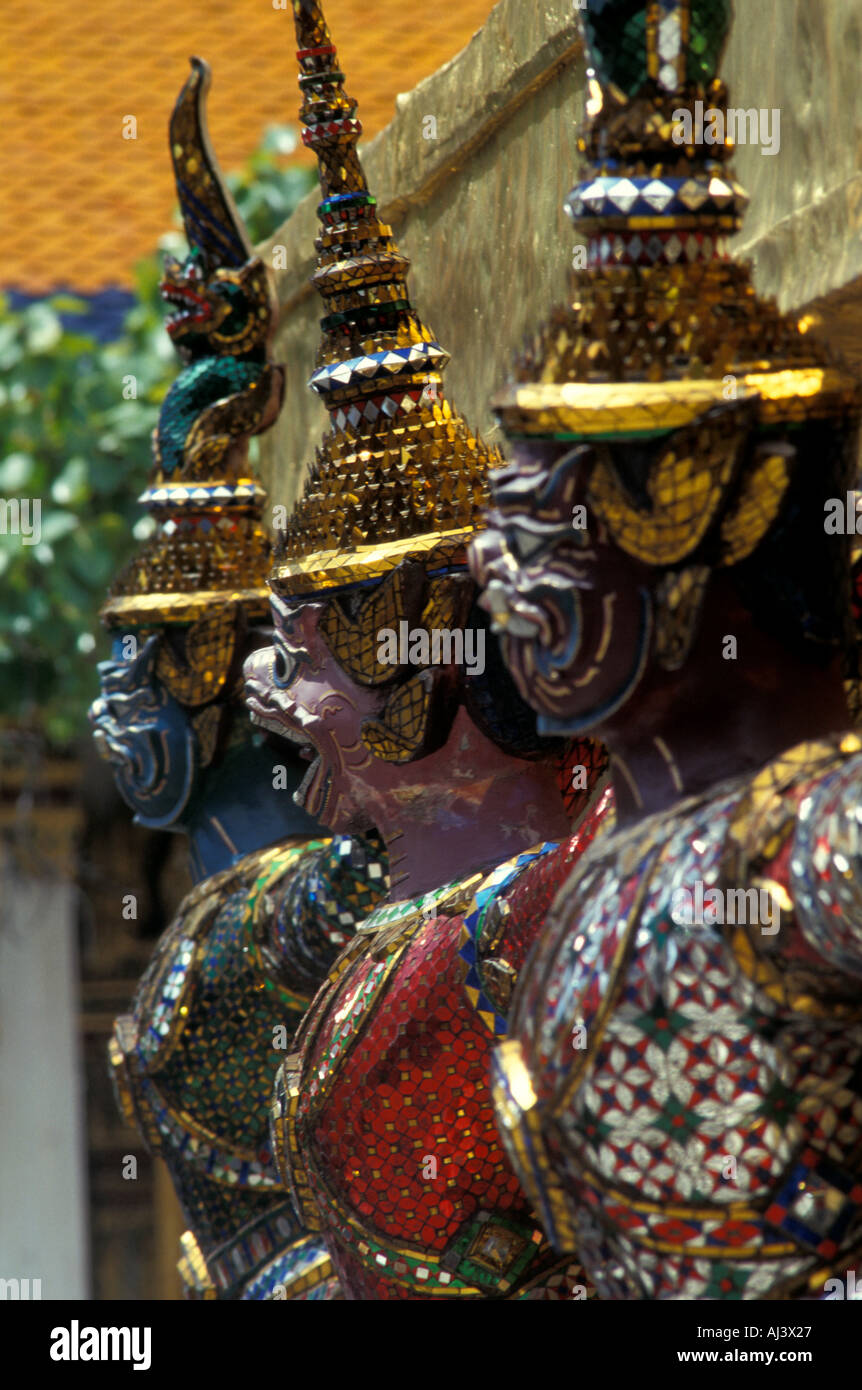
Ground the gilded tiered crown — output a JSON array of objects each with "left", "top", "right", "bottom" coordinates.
[
  {"left": 271, "top": 0, "right": 501, "bottom": 598},
  {"left": 101, "top": 58, "right": 282, "bottom": 630},
  {"left": 494, "top": 0, "right": 860, "bottom": 571}
]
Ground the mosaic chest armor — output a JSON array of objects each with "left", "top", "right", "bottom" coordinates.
[
  {"left": 494, "top": 738, "right": 862, "bottom": 1300},
  {"left": 272, "top": 791, "right": 610, "bottom": 1300},
  {"left": 110, "top": 833, "right": 387, "bottom": 1299}
]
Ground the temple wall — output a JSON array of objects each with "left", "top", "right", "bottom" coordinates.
[{"left": 258, "top": 0, "right": 862, "bottom": 508}]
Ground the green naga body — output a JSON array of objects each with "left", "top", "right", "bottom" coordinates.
[
  {"left": 152, "top": 56, "right": 284, "bottom": 481},
  {"left": 156, "top": 351, "right": 266, "bottom": 477},
  {"left": 111, "top": 833, "right": 388, "bottom": 1300}
]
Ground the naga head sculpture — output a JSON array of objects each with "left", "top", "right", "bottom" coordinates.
[
  {"left": 157, "top": 57, "right": 275, "bottom": 366},
  {"left": 244, "top": 0, "right": 606, "bottom": 846},
  {"left": 160, "top": 242, "right": 272, "bottom": 364},
  {"left": 470, "top": 0, "right": 862, "bottom": 741},
  {"left": 90, "top": 58, "right": 314, "bottom": 839}
]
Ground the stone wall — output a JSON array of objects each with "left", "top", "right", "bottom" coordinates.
[
  {"left": 727, "top": 0, "right": 862, "bottom": 369},
  {"left": 258, "top": 0, "right": 862, "bottom": 508}
]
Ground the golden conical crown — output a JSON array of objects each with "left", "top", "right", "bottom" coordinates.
[
  {"left": 270, "top": 0, "right": 501, "bottom": 597},
  {"left": 494, "top": 0, "right": 859, "bottom": 445},
  {"left": 490, "top": 0, "right": 860, "bottom": 578}
]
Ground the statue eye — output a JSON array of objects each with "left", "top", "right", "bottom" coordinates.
[{"left": 273, "top": 644, "right": 297, "bottom": 688}]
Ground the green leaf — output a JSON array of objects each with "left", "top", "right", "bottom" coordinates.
[
  {"left": 51, "top": 456, "right": 91, "bottom": 505},
  {"left": 24, "top": 303, "right": 63, "bottom": 354},
  {"left": 261, "top": 123, "right": 300, "bottom": 157},
  {"left": 40, "top": 511, "right": 78, "bottom": 543},
  {"left": 0, "top": 451, "right": 35, "bottom": 491}
]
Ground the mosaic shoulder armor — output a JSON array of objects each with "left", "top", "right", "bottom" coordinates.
[
  {"left": 269, "top": 805, "right": 615, "bottom": 1300},
  {"left": 458, "top": 788, "right": 613, "bottom": 1034},
  {"left": 109, "top": 832, "right": 387, "bottom": 1298},
  {"left": 789, "top": 749, "right": 862, "bottom": 984},
  {"left": 494, "top": 737, "right": 862, "bottom": 1300}
]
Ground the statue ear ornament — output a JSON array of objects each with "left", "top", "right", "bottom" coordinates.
[
  {"left": 190, "top": 703, "right": 224, "bottom": 769},
  {"left": 319, "top": 563, "right": 427, "bottom": 688},
  {"left": 361, "top": 668, "right": 451, "bottom": 765},
  {"left": 652, "top": 565, "right": 711, "bottom": 672},
  {"left": 357, "top": 569, "right": 475, "bottom": 764},
  {"left": 154, "top": 605, "right": 239, "bottom": 708},
  {"left": 585, "top": 397, "right": 761, "bottom": 567},
  {"left": 317, "top": 558, "right": 478, "bottom": 764}
]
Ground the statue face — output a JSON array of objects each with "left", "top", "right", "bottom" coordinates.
[
  {"left": 159, "top": 246, "right": 263, "bottom": 360},
  {"left": 243, "top": 595, "right": 380, "bottom": 832},
  {"left": 89, "top": 634, "right": 199, "bottom": 828},
  {"left": 468, "top": 443, "right": 652, "bottom": 736}
]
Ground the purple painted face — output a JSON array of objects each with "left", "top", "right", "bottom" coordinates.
[
  {"left": 468, "top": 443, "right": 652, "bottom": 737},
  {"left": 243, "top": 594, "right": 381, "bottom": 831},
  {"left": 244, "top": 583, "right": 549, "bottom": 849}
]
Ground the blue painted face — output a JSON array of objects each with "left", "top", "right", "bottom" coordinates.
[{"left": 89, "top": 634, "right": 199, "bottom": 829}]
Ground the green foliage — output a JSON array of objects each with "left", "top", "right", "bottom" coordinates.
[
  {"left": 226, "top": 125, "right": 316, "bottom": 246},
  {"left": 0, "top": 127, "right": 315, "bottom": 744}
]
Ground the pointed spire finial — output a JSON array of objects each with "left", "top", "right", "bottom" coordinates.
[
  {"left": 293, "top": 0, "right": 368, "bottom": 200},
  {"left": 270, "top": 0, "right": 501, "bottom": 598}
]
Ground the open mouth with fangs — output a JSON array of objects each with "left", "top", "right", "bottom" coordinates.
[
  {"left": 245, "top": 685, "right": 335, "bottom": 821},
  {"left": 159, "top": 280, "right": 214, "bottom": 336},
  {"left": 293, "top": 750, "right": 333, "bottom": 817}
]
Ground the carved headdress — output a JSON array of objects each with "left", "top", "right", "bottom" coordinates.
[
  {"left": 483, "top": 0, "right": 861, "bottom": 690},
  {"left": 264, "top": 0, "right": 520, "bottom": 765},
  {"left": 100, "top": 58, "right": 285, "bottom": 707},
  {"left": 493, "top": 0, "right": 860, "bottom": 575},
  {"left": 270, "top": 0, "right": 501, "bottom": 600}
]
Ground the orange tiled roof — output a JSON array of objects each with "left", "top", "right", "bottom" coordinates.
[{"left": 2, "top": 0, "right": 496, "bottom": 294}]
